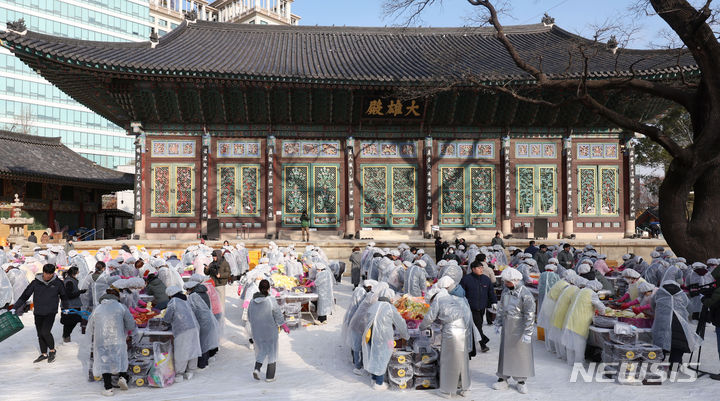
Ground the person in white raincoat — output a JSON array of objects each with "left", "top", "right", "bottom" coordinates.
[
  {"left": 376, "top": 257, "right": 395, "bottom": 284},
  {"left": 155, "top": 260, "right": 184, "bottom": 290},
  {"left": 652, "top": 280, "right": 702, "bottom": 369},
  {"left": 5, "top": 264, "right": 29, "bottom": 306},
  {"left": 537, "top": 263, "right": 560, "bottom": 311},
  {"left": 420, "top": 277, "right": 472, "bottom": 397},
  {"left": 185, "top": 280, "right": 219, "bottom": 369},
  {"left": 284, "top": 252, "right": 303, "bottom": 279},
  {"left": 360, "top": 243, "right": 376, "bottom": 279},
  {"left": 248, "top": 279, "right": 287, "bottom": 382},
  {"left": 686, "top": 262, "right": 715, "bottom": 315},
  {"left": 235, "top": 243, "right": 250, "bottom": 277},
  {"left": 342, "top": 281, "right": 373, "bottom": 349},
  {"left": 86, "top": 288, "right": 137, "bottom": 396},
  {"left": 440, "top": 261, "right": 463, "bottom": 287},
  {"left": 68, "top": 250, "right": 90, "bottom": 283},
  {"left": 418, "top": 250, "right": 437, "bottom": 279},
  {"left": 0, "top": 266, "right": 13, "bottom": 308},
  {"left": 362, "top": 293, "right": 409, "bottom": 390},
  {"left": 492, "top": 268, "right": 535, "bottom": 394},
  {"left": 163, "top": 286, "right": 202, "bottom": 382},
  {"left": 266, "top": 242, "right": 282, "bottom": 267},
  {"left": 549, "top": 276, "right": 580, "bottom": 360},
  {"left": 403, "top": 261, "right": 428, "bottom": 297},
  {"left": 538, "top": 279, "right": 569, "bottom": 353},
  {"left": 348, "top": 281, "right": 387, "bottom": 375},
  {"left": 385, "top": 260, "right": 405, "bottom": 292},
  {"left": 561, "top": 280, "right": 606, "bottom": 365},
  {"left": 314, "top": 263, "right": 334, "bottom": 322}
]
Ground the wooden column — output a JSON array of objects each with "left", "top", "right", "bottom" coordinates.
[
  {"left": 424, "top": 137, "right": 433, "bottom": 237},
  {"left": 501, "top": 135, "right": 511, "bottom": 235},
  {"left": 133, "top": 132, "right": 145, "bottom": 238},
  {"left": 625, "top": 136, "right": 636, "bottom": 237},
  {"left": 345, "top": 137, "right": 355, "bottom": 238},
  {"left": 266, "top": 136, "right": 276, "bottom": 239},
  {"left": 563, "top": 135, "right": 574, "bottom": 238}
]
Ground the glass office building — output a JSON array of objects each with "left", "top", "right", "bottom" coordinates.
[{"left": 0, "top": 0, "right": 152, "bottom": 169}]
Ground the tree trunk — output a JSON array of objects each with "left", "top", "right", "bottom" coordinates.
[{"left": 659, "top": 159, "right": 720, "bottom": 262}]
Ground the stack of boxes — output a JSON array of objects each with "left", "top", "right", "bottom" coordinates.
[
  {"left": 282, "top": 302, "right": 302, "bottom": 329},
  {"left": 388, "top": 350, "right": 414, "bottom": 390}
]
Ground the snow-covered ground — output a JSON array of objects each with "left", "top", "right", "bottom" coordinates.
[{"left": 1, "top": 281, "right": 719, "bottom": 400}]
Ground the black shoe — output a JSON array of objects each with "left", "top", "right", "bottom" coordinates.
[
  {"left": 63, "top": 337, "right": 71, "bottom": 343},
  {"left": 711, "top": 373, "right": 720, "bottom": 381},
  {"left": 481, "top": 345, "right": 490, "bottom": 353},
  {"left": 48, "top": 351, "right": 56, "bottom": 363},
  {"left": 33, "top": 354, "right": 48, "bottom": 363}
]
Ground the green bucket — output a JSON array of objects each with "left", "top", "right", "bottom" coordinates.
[{"left": 0, "top": 311, "right": 24, "bottom": 343}]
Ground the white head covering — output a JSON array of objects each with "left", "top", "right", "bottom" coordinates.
[
  {"left": 706, "top": 258, "right": 719, "bottom": 266},
  {"left": 415, "top": 260, "right": 427, "bottom": 268},
  {"left": 68, "top": 250, "right": 78, "bottom": 257},
  {"left": 184, "top": 281, "right": 199, "bottom": 290},
  {"left": 425, "top": 287, "right": 447, "bottom": 304},
  {"left": 436, "top": 276, "right": 455, "bottom": 289},
  {"left": 500, "top": 268, "right": 523, "bottom": 284},
  {"left": 165, "top": 286, "right": 182, "bottom": 297},
  {"left": 622, "top": 269, "right": 640, "bottom": 279},
  {"left": 544, "top": 264, "right": 557, "bottom": 272},
  {"left": 363, "top": 279, "right": 378, "bottom": 288},
  {"left": 190, "top": 273, "right": 206, "bottom": 283},
  {"left": 402, "top": 261, "right": 412, "bottom": 268},
  {"left": 650, "top": 251, "right": 660, "bottom": 259},
  {"left": 622, "top": 254, "right": 631, "bottom": 261},
  {"left": 585, "top": 279, "right": 602, "bottom": 291},
  {"left": 368, "top": 241, "right": 376, "bottom": 247},
  {"left": 598, "top": 254, "right": 606, "bottom": 259},
  {"left": 390, "top": 250, "right": 400, "bottom": 257},
  {"left": 638, "top": 281, "right": 656, "bottom": 293},
  {"left": 548, "top": 258, "right": 559, "bottom": 264},
  {"left": 417, "top": 249, "right": 425, "bottom": 255},
  {"left": 692, "top": 262, "right": 707, "bottom": 270},
  {"left": 578, "top": 263, "right": 591, "bottom": 274}
]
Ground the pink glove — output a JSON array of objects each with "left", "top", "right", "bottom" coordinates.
[
  {"left": 620, "top": 299, "right": 639, "bottom": 309},
  {"left": 305, "top": 281, "right": 315, "bottom": 288},
  {"left": 617, "top": 293, "right": 630, "bottom": 303},
  {"left": 632, "top": 304, "right": 651, "bottom": 315},
  {"left": 532, "top": 279, "right": 539, "bottom": 286},
  {"left": 242, "top": 300, "right": 250, "bottom": 309},
  {"left": 281, "top": 324, "right": 290, "bottom": 334}
]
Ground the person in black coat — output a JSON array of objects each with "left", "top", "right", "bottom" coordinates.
[
  {"left": 460, "top": 260, "right": 497, "bottom": 352},
  {"left": 435, "top": 237, "right": 447, "bottom": 263},
  {"left": 60, "top": 266, "right": 86, "bottom": 342},
  {"left": 8, "top": 264, "right": 67, "bottom": 363}
]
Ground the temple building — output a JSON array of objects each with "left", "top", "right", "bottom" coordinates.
[
  {"left": 0, "top": 130, "right": 133, "bottom": 239},
  {"left": 0, "top": 17, "right": 696, "bottom": 240}
]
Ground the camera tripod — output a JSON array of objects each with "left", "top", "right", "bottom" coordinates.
[{"left": 688, "top": 305, "right": 719, "bottom": 380}]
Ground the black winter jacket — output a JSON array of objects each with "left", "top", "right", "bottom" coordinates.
[
  {"left": 15, "top": 274, "right": 67, "bottom": 315},
  {"left": 61, "top": 276, "right": 83, "bottom": 310},
  {"left": 459, "top": 272, "right": 497, "bottom": 311}
]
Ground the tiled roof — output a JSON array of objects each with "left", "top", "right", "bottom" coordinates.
[
  {"left": 0, "top": 131, "right": 133, "bottom": 189},
  {"left": 0, "top": 21, "right": 697, "bottom": 84}
]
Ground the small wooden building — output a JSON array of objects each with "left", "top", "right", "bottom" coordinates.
[{"left": 0, "top": 130, "right": 134, "bottom": 238}]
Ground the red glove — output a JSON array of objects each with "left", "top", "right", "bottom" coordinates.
[
  {"left": 305, "top": 281, "right": 315, "bottom": 288},
  {"left": 620, "top": 299, "right": 638, "bottom": 309},
  {"left": 281, "top": 324, "right": 290, "bottom": 334},
  {"left": 532, "top": 279, "right": 539, "bottom": 286},
  {"left": 617, "top": 293, "right": 630, "bottom": 303},
  {"left": 632, "top": 304, "right": 651, "bottom": 315}
]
